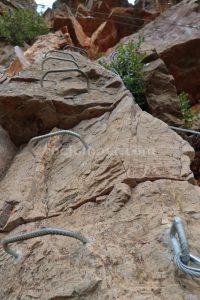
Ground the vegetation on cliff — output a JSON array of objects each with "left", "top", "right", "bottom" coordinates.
[
  {"left": 100, "top": 38, "right": 147, "bottom": 110},
  {"left": 178, "top": 91, "right": 196, "bottom": 126},
  {"left": 0, "top": 9, "right": 49, "bottom": 46}
]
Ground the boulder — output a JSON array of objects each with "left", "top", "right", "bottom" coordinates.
[
  {"left": 143, "top": 58, "right": 182, "bottom": 123},
  {"left": 121, "top": 0, "right": 200, "bottom": 103}
]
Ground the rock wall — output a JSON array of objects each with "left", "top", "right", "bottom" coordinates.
[
  {"left": 120, "top": 0, "right": 200, "bottom": 104},
  {"left": 44, "top": 0, "right": 172, "bottom": 58},
  {"left": 0, "top": 0, "right": 36, "bottom": 13},
  {"left": 0, "top": 1, "right": 200, "bottom": 298},
  {"left": 0, "top": 38, "right": 200, "bottom": 299}
]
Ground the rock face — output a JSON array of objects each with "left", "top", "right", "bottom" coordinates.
[
  {"left": 121, "top": 0, "right": 200, "bottom": 104},
  {"left": 0, "top": 41, "right": 15, "bottom": 68},
  {"left": 134, "top": 0, "right": 182, "bottom": 12},
  {"left": 143, "top": 58, "right": 182, "bottom": 123},
  {"left": 43, "top": 0, "right": 184, "bottom": 58},
  {"left": 1, "top": 42, "right": 200, "bottom": 299},
  {"left": 44, "top": 0, "right": 159, "bottom": 58},
  {"left": 6, "top": 31, "right": 68, "bottom": 77},
  {"left": 0, "top": 126, "right": 16, "bottom": 178},
  {"left": 0, "top": 0, "right": 36, "bottom": 13}
]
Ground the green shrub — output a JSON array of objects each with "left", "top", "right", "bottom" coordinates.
[
  {"left": 99, "top": 38, "right": 147, "bottom": 109},
  {"left": 0, "top": 9, "right": 49, "bottom": 46},
  {"left": 178, "top": 91, "right": 195, "bottom": 126}
]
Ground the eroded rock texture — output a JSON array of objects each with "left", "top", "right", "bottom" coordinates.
[
  {"left": 0, "top": 0, "right": 36, "bottom": 13},
  {"left": 43, "top": 0, "right": 160, "bottom": 58},
  {"left": 121, "top": 0, "right": 200, "bottom": 104},
  {"left": 0, "top": 46, "right": 200, "bottom": 299}
]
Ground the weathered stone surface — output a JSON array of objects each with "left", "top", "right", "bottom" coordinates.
[
  {"left": 121, "top": 0, "right": 200, "bottom": 103},
  {"left": 1, "top": 179, "right": 200, "bottom": 299},
  {"left": 0, "top": 126, "right": 16, "bottom": 177},
  {"left": 0, "top": 37, "right": 200, "bottom": 300},
  {"left": 6, "top": 31, "right": 67, "bottom": 77},
  {"left": 0, "top": 55, "right": 194, "bottom": 230},
  {"left": 0, "top": 41, "right": 15, "bottom": 68},
  {"left": 44, "top": 0, "right": 166, "bottom": 58},
  {"left": 143, "top": 58, "right": 182, "bottom": 123},
  {"left": 1, "top": 54, "right": 127, "bottom": 144},
  {"left": 0, "top": 0, "right": 36, "bottom": 13},
  {"left": 134, "top": 0, "right": 182, "bottom": 13}
]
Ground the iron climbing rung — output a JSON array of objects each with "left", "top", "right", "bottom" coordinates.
[
  {"left": 1, "top": 228, "right": 89, "bottom": 260},
  {"left": 43, "top": 50, "right": 76, "bottom": 61},
  {"left": 63, "top": 45, "right": 87, "bottom": 57},
  {"left": 40, "top": 68, "right": 90, "bottom": 91},
  {"left": 28, "top": 130, "right": 89, "bottom": 159},
  {"left": 41, "top": 56, "right": 79, "bottom": 70},
  {"left": 170, "top": 216, "right": 200, "bottom": 277}
]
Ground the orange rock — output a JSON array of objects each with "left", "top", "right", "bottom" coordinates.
[
  {"left": 6, "top": 31, "right": 67, "bottom": 77},
  {"left": 191, "top": 103, "right": 200, "bottom": 117},
  {"left": 44, "top": 0, "right": 162, "bottom": 59},
  {"left": 6, "top": 58, "right": 24, "bottom": 78},
  {"left": 89, "top": 20, "right": 118, "bottom": 58}
]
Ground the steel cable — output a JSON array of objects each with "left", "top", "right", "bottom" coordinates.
[{"left": 169, "top": 126, "right": 200, "bottom": 136}]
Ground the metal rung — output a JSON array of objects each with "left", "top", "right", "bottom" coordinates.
[
  {"left": 170, "top": 216, "right": 190, "bottom": 265},
  {"left": 63, "top": 45, "right": 87, "bottom": 56},
  {"left": 40, "top": 68, "right": 90, "bottom": 91},
  {"left": 28, "top": 130, "right": 88, "bottom": 159},
  {"left": 41, "top": 56, "right": 79, "bottom": 70},
  {"left": 43, "top": 50, "right": 76, "bottom": 61},
  {"left": 170, "top": 217, "right": 200, "bottom": 277},
  {"left": 1, "top": 228, "right": 89, "bottom": 260}
]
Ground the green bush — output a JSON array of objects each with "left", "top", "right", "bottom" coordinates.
[
  {"left": 178, "top": 91, "right": 195, "bottom": 126},
  {"left": 99, "top": 38, "right": 147, "bottom": 109},
  {"left": 0, "top": 9, "right": 49, "bottom": 46}
]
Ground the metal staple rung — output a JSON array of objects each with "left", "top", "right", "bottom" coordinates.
[
  {"left": 43, "top": 50, "right": 76, "bottom": 61},
  {"left": 170, "top": 216, "right": 200, "bottom": 277},
  {"left": 40, "top": 68, "right": 90, "bottom": 91},
  {"left": 28, "top": 130, "right": 89, "bottom": 159},
  {"left": 1, "top": 228, "right": 89, "bottom": 260},
  {"left": 41, "top": 56, "right": 79, "bottom": 70},
  {"left": 63, "top": 45, "right": 88, "bottom": 56}
]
